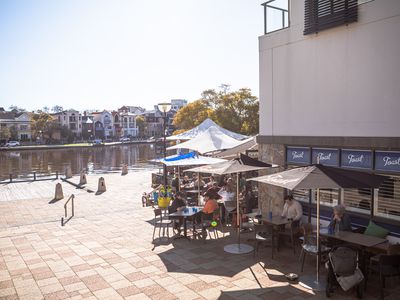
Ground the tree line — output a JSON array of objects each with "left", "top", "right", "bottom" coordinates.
[{"left": 172, "top": 87, "right": 259, "bottom": 136}]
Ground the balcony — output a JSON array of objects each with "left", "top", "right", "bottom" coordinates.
[{"left": 262, "top": 0, "right": 289, "bottom": 35}]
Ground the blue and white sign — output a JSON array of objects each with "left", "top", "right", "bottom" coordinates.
[
  {"left": 286, "top": 147, "right": 310, "bottom": 165},
  {"left": 312, "top": 148, "right": 339, "bottom": 166},
  {"left": 375, "top": 151, "right": 400, "bottom": 173},
  {"left": 341, "top": 149, "right": 373, "bottom": 170}
]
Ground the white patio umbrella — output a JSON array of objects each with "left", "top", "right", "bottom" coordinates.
[
  {"left": 186, "top": 154, "right": 277, "bottom": 254},
  {"left": 249, "top": 164, "right": 386, "bottom": 291}
]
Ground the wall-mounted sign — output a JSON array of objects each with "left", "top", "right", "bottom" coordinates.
[
  {"left": 341, "top": 149, "right": 373, "bottom": 170},
  {"left": 375, "top": 151, "right": 400, "bottom": 173},
  {"left": 286, "top": 147, "right": 310, "bottom": 165},
  {"left": 312, "top": 148, "right": 339, "bottom": 166}
]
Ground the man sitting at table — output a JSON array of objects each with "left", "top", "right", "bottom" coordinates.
[
  {"left": 328, "top": 204, "right": 352, "bottom": 233},
  {"left": 169, "top": 192, "right": 187, "bottom": 233},
  {"left": 281, "top": 194, "right": 303, "bottom": 221}
]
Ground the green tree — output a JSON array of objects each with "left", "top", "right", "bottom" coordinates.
[
  {"left": 135, "top": 115, "right": 147, "bottom": 137},
  {"left": 211, "top": 88, "right": 259, "bottom": 135},
  {"left": 52, "top": 105, "right": 63, "bottom": 113},
  {"left": 31, "top": 111, "right": 58, "bottom": 141},
  {"left": 9, "top": 126, "right": 18, "bottom": 140},
  {"left": 173, "top": 87, "right": 259, "bottom": 136},
  {"left": 8, "top": 105, "right": 26, "bottom": 112},
  {"left": 0, "top": 127, "right": 11, "bottom": 141},
  {"left": 172, "top": 100, "right": 214, "bottom": 132}
]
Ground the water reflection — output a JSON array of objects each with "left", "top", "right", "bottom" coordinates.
[{"left": 0, "top": 144, "right": 156, "bottom": 180}]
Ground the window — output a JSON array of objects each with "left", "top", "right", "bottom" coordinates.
[
  {"left": 312, "top": 189, "right": 339, "bottom": 207},
  {"left": 262, "top": 0, "right": 289, "bottom": 34},
  {"left": 343, "top": 188, "right": 371, "bottom": 214},
  {"left": 374, "top": 176, "right": 400, "bottom": 221},
  {"left": 304, "top": 0, "right": 358, "bottom": 35},
  {"left": 293, "top": 190, "right": 310, "bottom": 203}
]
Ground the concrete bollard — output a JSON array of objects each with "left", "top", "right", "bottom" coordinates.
[
  {"left": 65, "top": 166, "right": 72, "bottom": 179},
  {"left": 55, "top": 183, "right": 64, "bottom": 200},
  {"left": 97, "top": 177, "right": 106, "bottom": 193},
  {"left": 79, "top": 172, "right": 87, "bottom": 185},
  {"left": 121, "top": 164, "right": 128, "bottom": 176}
]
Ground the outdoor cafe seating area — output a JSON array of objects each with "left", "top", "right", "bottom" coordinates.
[{"left": 143, "top": 157, "right": 400, "bottom": 299}]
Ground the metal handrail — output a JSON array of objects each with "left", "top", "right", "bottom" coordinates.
[
  {"left": 2, "top": 171, "right": 59, "bottom": 184},
  {"left": 61, "top": 194, "right": 75, "bottom": 226}
]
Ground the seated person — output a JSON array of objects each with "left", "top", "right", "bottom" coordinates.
[
  {"left": 191, "top": 175, "right": 205, "bottom": 190},
  {"left": 207, "top": 175, "right": 216, "bottom": 188},
  {"left": 181, "top": 175, "right": 190, "bottom": 189},
  {"left": 196, "top": 187, "right": 221, "bottom": 224},
  {"left": 242, "top": 182, "right": 256, "bottom": 213},
  {"left": 281, "top": 194, "right": 303, "bottom": 221},
  {"left": 328, "top": 204, "right": 352, "bottom": 233},
  {"left": 168, "top": 192, "right": 187, "bottom": 232}
]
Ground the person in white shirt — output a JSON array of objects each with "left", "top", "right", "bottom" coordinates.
[{"left": 281, "top": 194, "right": 303, "bottom": 221}]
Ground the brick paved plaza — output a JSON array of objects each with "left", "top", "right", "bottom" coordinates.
[{"left": 0, "top": 171, "right": 399, "bottom": 299}]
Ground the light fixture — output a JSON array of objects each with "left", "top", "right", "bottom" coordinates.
[{"left": 157, "top": 102, "right": 172, "bottom": 113}]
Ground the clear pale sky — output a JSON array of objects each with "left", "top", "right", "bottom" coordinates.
[{"left": 0, "top": 0, "right": 266, "bottom": 112}]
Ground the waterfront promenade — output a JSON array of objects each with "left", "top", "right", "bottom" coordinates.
[{"left": 0, "top": 172, "right": 399, "bottom": 299}]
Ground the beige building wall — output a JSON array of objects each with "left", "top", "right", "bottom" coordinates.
[{"left": 259, "top": 0, "right": 400, "bottom": 137}]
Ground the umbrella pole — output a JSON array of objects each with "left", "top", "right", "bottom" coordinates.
[
  {"left": 223, "top": 172, "right": 253, "bottom": 254},
  {"left": 316, "top": 187, "right": 320, "bottom": 283},
  {"left": 178, "top": 166, "right": 180, "bottom": 192},
  {"left": 299, "top": 188, "right": 325, "bottom": 291},
  {"left": 237, "top": 172, "right": 240, "bottom": 246},
  {"left": 198, "top": 172, "right": 200, "bottom": 205}
]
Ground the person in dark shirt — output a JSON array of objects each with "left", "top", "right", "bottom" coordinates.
[
  {"left": 171, "top": 173, "right": 179, "bottom": 192},
  {"left": 328, "top": 204, "right": 352, "bottom": 233},
  {"left": 169, "top": 192, "right": 187, "bottom": 233}
]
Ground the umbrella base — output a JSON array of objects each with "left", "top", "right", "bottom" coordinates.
[
  {"left": 224, "top": 243, "right": 253, "bottom": 254},
  {"left": 299, "top": 275, "right": 326, "bottom": 291}
]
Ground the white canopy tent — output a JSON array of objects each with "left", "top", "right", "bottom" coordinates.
[
  {"left": 167, "top": 126, "right": 244, "bottom": 154},
  {"left": 166, "top": 118, "right": 248, "bottom": 141},
  {"left": 213, "top": 136, "right": 257, "bottom": 159}
]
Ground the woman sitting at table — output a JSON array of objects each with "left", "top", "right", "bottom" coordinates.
[
  {"left": 196, "top": 187, "right": 221, "bottom": 224},
  {"left": 169, "top": 192, "right": 187, "bottom": 233},
  {"left": 281, "top": 194, "right": 303, "bottom": 221},
  {"left": 328, "top": 204, "right": 352, "bottom": 233}
]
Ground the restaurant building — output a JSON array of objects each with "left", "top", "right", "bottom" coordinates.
[{"left": 257, "top": 0, "right": 400, "bottom": 241}]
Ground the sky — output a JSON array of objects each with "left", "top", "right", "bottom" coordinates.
[{"left": 0, "top": 0, "right": 266, "bottom": 112}]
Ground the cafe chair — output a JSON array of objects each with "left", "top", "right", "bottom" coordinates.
[
  {"left": 278, "top": 219, "right": 301, "bottom": 254},
  {"left": 152, "top": 208, "right": 173, "bottom": 242},
  {"left": 368, "top": 254, "right": 400, "bottom": 300},
  {"left": 201, "top": 208, "right": 224, "bottom": 241},
  {"left": 299, "top": 223, "right": 331, "bottom": 272},
  {"left": 253, "top": 223, "right": 275, "bottom": 258}
]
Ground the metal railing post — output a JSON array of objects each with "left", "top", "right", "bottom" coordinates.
[
  {"left": 9, "top": 174, "right": 12, "bottom": 183},
  {"left": 33, "top": 172, "right": 36, "bottom": 181},
  {"left": 56, "top": 171, "right": 59, "bottom": 179}
]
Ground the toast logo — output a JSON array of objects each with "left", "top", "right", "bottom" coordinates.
[
  {"left": 383, "top": 156, "right": 400, "bottom": 167},
  {"left": 317, "top": 152, "right": 331, "bottom": 161},
  {"left": 348, "top": 154, "right": 364, "bottom": 164},
  {"left": 292, "top": 151, "right": 304, "bottom": 159}
]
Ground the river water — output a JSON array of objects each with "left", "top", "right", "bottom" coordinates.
[{"left": 0, "top": 144, "right": 157, "bottom": 181}]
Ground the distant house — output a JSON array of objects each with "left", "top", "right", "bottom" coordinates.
[
  {"left": 170, "top": 99, "right": 187, "bottom": 111},
  {"left": 53, "top": 109, "right": 82, "bottom": 137},
  {"left": 0, "top": 109, "right": 32, "bottom": 141},
  {"left": 92, "top": 111, "right": 113, "bottom": 139},
  {"left": 81, "top": 112, "right": 94, "bottom": 140}
]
